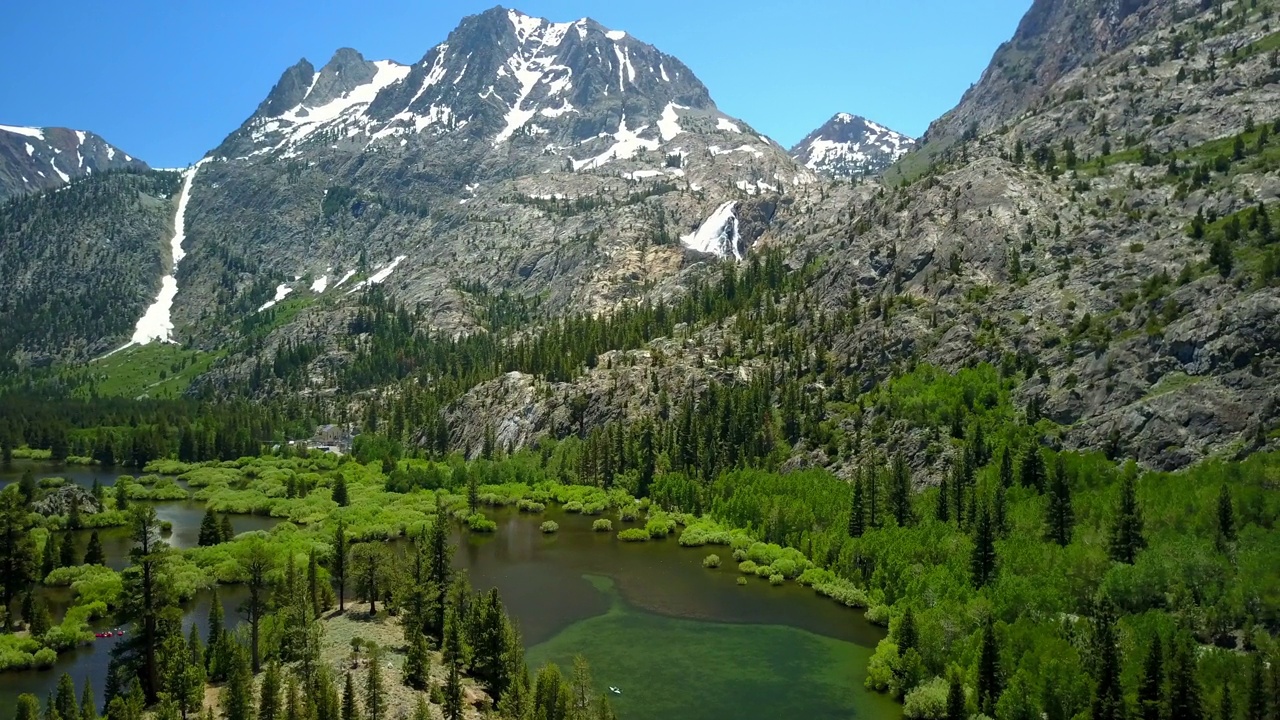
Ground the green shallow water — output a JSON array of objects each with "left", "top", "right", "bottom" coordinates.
[{"left": 455, "top": 508, "right": 901, "bottom": 720}]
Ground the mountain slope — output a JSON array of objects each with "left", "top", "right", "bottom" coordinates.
[
  {"left": 789, "top": 113, "right": 914, "bottom": 178},
  {"left": 0, "top": 125, "right": 148, "bottom": 200}
]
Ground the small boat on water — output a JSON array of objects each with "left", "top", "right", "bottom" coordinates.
[{"left": 609, "top": 686, "right": 621, "bottom": 695}]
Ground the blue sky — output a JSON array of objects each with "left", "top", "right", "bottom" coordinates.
[{"left": 0, "top": 0, "right": 1029, "bottom": 168}]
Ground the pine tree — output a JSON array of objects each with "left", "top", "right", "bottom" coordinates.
[
  {"left": 41, "top": 531, "right": 58, "bottom": 577},
  {"left": 847, "top": 477, "right": 865, "bottom": 538},
  {"left": 403, "top": 631, "right": 431, "bottom": 691},
  {"left": 223, "top": 646, "right": 255, "bottom": 720},
  {"left": 113, "top": 481, "right": 129, "bottom": 512},
  {"left": 333, "top": 519, "right": 348, "bottom": 612},
  {"left": 1045, "top": 455, "right": 1074, "bottom": 546},
  {"left": 1138, "top": 635, "right": 1164, "bottom": 720},
  {"left": 206, "top": 589, "right": 225, "bottom": 678},
  {"left": 119, "top": 506, "right": 173, "bottom": 702},
  {"left": 935, "top": 474, "right": 951, "bottom": 523},
  {"left": 411, "top": 697, "right": 429, "bottom": 720},
  {"left": 258, "top": 662, "right": 281, "bottom": 720},
  {"left": 426, "top": 502, "right": 453, "bottom": 638},
  {"left": 341, "top": 674, "right": 360, "bottom": 720},
  {"left": 307, "top": 549, "right": 322, "bottom": 619},
  {"left": 1108, "top": 472, "right": 1145, "bottom": 564},
  {"left": 364, "top": 645, "right": 384, "bottom": 720},
  {"left": 15, "top": 695, "right": 40, "bottom": 720},
  {"left": 889, "top": 453, "right": 913, "bottom": 527},
  {"left": 467, "top": 472, "right": 479, "bottom": 515},
  {"left": 80, "top": 677, "right": 98, "bottom": 720},
  {"left": 1220, "top": 683, "right": 1235, "bottom": 720},
  {"left": 993, "top": 484, "right": 1008, "bottom": 537},
  {"left": 946, "top": 671, "right": 966, "bottom": 720},
  {"left": 970, "top": 502, "right": 997, "bottom": 588},
  {"left": 196, "top": 509, "right": 221, "bottom": 547},
  {"left": 219, "top": 516, "right": 234, "bottom": 543},
  {"left": 241, "top": 539, "right": 272, "bottom": 672},
  {"left": 443, "top": 662, "right": 463, "bottom": 720},
  {"left": 1019, "top": 445, "right": 1045, "bottom": 492},
  {"left": 332, "top": 475, "right": 349, "bottom": 507},
  {"left": 1217, "top": 484, "right": 1236, "bottom": 549},
  {"left": 1091, "top": 598, "right": 1126, "bottom": 720},
  {"left": 0, "top": 493, "right": 37, "bottom": 623},
  {"left": 998, "top": 446, "right": 1014, "bottom": 488},
  {"left": 1244, "top": 652, "right": 1267, "bottom": 720},
  {"left": 59, "top": 534, "right": 76, "bottom": 568},
  {"left": 55, "top": 673, "right": 78, "bottom": 720},
  {"left": 84, "top": 532, "right": 105, "bottom": 566},
  {"left": 976, "top": 617, "right": 1002, "bottom": 716},
  {"left": 1168, "top": 635, "right": 1203, "bottom": 720}
]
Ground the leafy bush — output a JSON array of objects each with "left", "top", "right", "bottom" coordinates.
[
  {"left": 517, "top": 499, "right": 546, "bottom": 513},
  {"left": 33, "top": 648, "right": 57, "bottom": 668},
  {"left": 645, "top": 514, "right": 677, "bottom": 539},
  {"left": 903, "top": 676, "right": 949, "bottom": 719},
  {"left": 465, "top": 513, "right": 497, "bottom": 533},
  {"left": 702, "top": 554, "right": 721, "bottom": 568},
  {"left": 564, "top": 501, "right": 584, "bottom": 514},
  {"left": 736, "top": 577, "right": 747, "bottom": 586},
  {"left": 769, "top": 574, "right": 784, "bottom": 586},
  {"left": 754, "top": 564, "right": 774, "bottom": 578},
  {"left": 539, "top": 521, "right": 559, "bottom": 534},
  {"left": 592, "top": 519, "right": 613, "bottom": 532},
  {"left": 619, "top": 507, "right": 638, "bottom": 522},
  {"left": 617, "top": 528, "right": 649, "bottom": 542},
  {"left": 738, "top": 560, "right": 758, "bottom": 574}
]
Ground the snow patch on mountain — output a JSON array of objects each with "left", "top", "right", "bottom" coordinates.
[
  {"left": 492, "top": 12, "right": 575, "bottom": 145},
  {"left": 258, "top": 283, "right": 294, "bottom": 312},
  {"left": 0, "top": 125, "right": 44, "bottom": 139},
  {"left": 790, "top": 113, "right": 915, "bottom": 178},
  {"left": 311, "top": 275, "right": 330, "bottom": 294},
  {"left": 346, "top": 255, "right": 407, "bottom": 294},
  {"left": 681, "top": 201, "right": 741, "bottom": 260},
  {"left": 571, "top": 116, "right": 660, "bottom": 171},
  {"left": 716, "top": 118, "right": 741, "bottom": 133},
  {"left": 119, "top": 159, "right": 207, "bottom": 350},
  {"left": 657, "top": 103, "right": 684, "bottom": 142}
]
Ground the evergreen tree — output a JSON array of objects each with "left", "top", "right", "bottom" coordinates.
[
  {"left": 466, "top": 472, "right": 479, "bottom": 515},
  {"left": 1244, "top": 652, "right": 1267, "bottom": 720},
  {"left": 15, "top": 695, "right": 40, "bottom": 720},
  {"left": 970, "top": 502, "right": 997, "bottom": 588},
  {"left": 1168, "top": 636, "right": 1203, "bottom": 720},
  {"left": 364, "top": 645, "right": 384, "bottom": 720},
  {"left": 1217, "top": 484, "right": 1236, "bottom": 549},
  {"left": 998, "top": 446, "right": 1014, "bottom": 488},
  {"left": 219, "top": 516, "right": 234, "bottom": 543},
  {"left": 333, "top": 519, "right": 348, "bottom": 612},
  {"left": 935, "top": 474, "right": 951, "bottom": 524},
  {"left": 426, "top": 502, "right": 452, "bottom": 638},
  {"left": 28, "top": 594, "right": 50, "bottom": 638},
  {"left": 0, "top": 492, "right": 37, "bottom": 622},
  {"left": 84, "top": 532, "right": 105, "bottom": 566},
  {"left": 196, "top": 509, "right": 221, "bottom": 547},
  {"left": 411, "top": 697, "right": 429, "bottom": 720},
  {"left": 41, "top": 531, "right": 58, "bottom": 578},
  {"left": 993, "top": 484, "right": 1008, "bottom": 537},
  {"left": 332, "top": 475, "right": 349, "bottom": 507},
  {"left": 222, "top": 646, "right": 255, "bottom": 720},
  {"left": 1220, "top": 683, "right": 1235, "bottom": 720},
  {"left": 258, "top": 662, "right": 281, "bottom": 720},
  {"left": 118, "top": 505, "right": 173, "bottom": 702},
  {"left": 976, "top": 617, "right": 1002, "bottom": 716},
  {"left": 946, "top": 671, "right": 966, "bottom": 720},
  {"left": 113, "top": 482, "right": 128, "bottom": 512},
  {"left": 1138, "top": 635, "right": 1164, "bottom": 720},
  {"left": 350, "top": 543, "right": 388, "bottom": 615},
  {"left": 55, "top": 673, "right": 78, "bottom": 720},
  {"left": 532, "top": 664, "right": 569, "bottom": 720},
  {"left": 403, "top": 631, "right": 431, "bottom": 691},
  {"left": 240, "top": 539, "right": 272, "bottom": 672},
  {"left": 847, "top": 477, "right": 865, "bottom": 538},
  {"left": 341, "top": 674, "right": 360, "bottom": 720},
  {"left": 307, "top": 549, "right": 322, "bottom": 619},
  {"left": 896, "top": 606, "right": 918, "bottom": 655},
  {"left": 1045, "top": 455, "right": 1074, "bottom": 546},
  {"left": 206, "top": 589, "right": 226, "bottom": 679},
  {"left": 59, "top": 533, "right": 76, "bottom": 568},
  {"left": 1109, "top": 472, "right": 1145, "bottom": 564},
  {"left": 1019, "top": 445, "right": 1045, "bottom": 492},
  {"left": 1091, "top": 598, "right": 1126, "bottom": 720},
  {"left": 889, "top": 453, "right": 913, "bottom": 527},
  {"left": 81, "top": 677, "right": 98, "bottom": 720}
]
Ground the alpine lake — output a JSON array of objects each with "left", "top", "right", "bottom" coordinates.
[{"left": 0, "top": 462, "right": 901, "bottom": 720}]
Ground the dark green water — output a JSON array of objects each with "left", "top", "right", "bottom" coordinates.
[{"left": 455, "top": 508, "right": 901, "bottom": 720}]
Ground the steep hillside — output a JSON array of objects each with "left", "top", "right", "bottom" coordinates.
[{"left": 0, "top": 124, "right": 148, "bottom": 200}]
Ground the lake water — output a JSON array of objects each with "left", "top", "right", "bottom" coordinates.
[{"left": 455, "top": 507, "right": 901, "bottom": 720}]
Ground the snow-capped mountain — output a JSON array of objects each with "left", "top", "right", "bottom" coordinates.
[
  {"left": 789, "top": 113, "right": 914, "bottom": 178},
  {"left": 0, "top": 124, "right": 148, "bottom": 200}
]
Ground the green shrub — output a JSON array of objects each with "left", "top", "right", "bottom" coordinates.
[
  {"left": 617, "top": 528, "right": 649, "bottom": 542},
  {"left": 738, "top": 560, "right": 758, "bottom": 574},
  {"left": 754, "top": 564, "right": 774, "bottom": 578},
  {"left": 736, "top": 577, "right": 747, "bottom": 586},
  {"left": 517, "top": 499, "right": 545, "bottom": 513},
  {"left": 732, "top": 548, "right": 747, "bottom": 562},
  {"left": 702, "top": 554, "right": 721, "bottom": 568},
  {"left": 645, "top": 514, "right": 677, "bottom": 539},
  {"left": 539, "top": 521, "right": 559, "bottom": 534},
  {"left": 619, "top": 507, "right": 638, "bottom": 522},
  {"left": 592, "top": 519, "right": 613, "bottom": 532},
  {"left": 465, "top": 514, "right": 497, "bottom": 533},
  {"left": 903, "top": 676, "right": 949, "bottom": 719},
  {"left": 563, "top": 501, "right": 584, "bottom": 513},
  {"left": 33, "top": 648, "right": 57, "bottom": 669},
  {"left": 769, "top": 574, "right": 784, "bottom": 586},
  {"left": 581, "top": 502, "right": 605, "bottom": 516}
]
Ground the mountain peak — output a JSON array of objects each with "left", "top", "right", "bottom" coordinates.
[
  {"left": 789, "top": 113, "right": 914, "bottom": 179},
  {"left": 0, "top": 124, "right": 148, "bottom": 200}
]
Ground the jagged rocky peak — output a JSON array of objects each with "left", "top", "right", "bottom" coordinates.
[
  {"left": 790, "top": 113, "right": 915, "bottom": 178},
  {"left": 0, "top": 124, "right": 149, "bottom": 200},
  {"left": 216, "top": 5, "right": 750, "bottom": 162}
]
